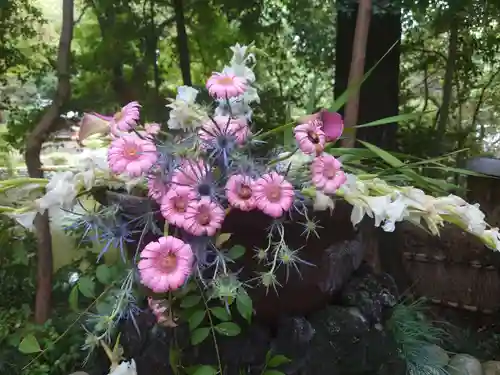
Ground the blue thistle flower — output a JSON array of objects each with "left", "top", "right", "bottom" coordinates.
[{"left": 97, "top": 220, "right": 138, "bottom": 262}]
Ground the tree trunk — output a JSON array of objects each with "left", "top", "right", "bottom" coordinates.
[
  {"left": 173, "top": 0, "right": 192, "bottom": 86},
  {"left": 434, "top": 18, "right": 458, "bottom": 152},
  {"left": 341, "top": 0, "right": 372, "bottom": 148},
  {"left": 25, "top": 0, "right": 74, "bottom": 324},
  {"left": 335, "top": 1, "right": 401, "bottom": 150}
]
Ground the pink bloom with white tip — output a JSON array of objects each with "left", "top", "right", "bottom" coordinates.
[
  {"left": 108, "top": 134, "right": 158, "bottom": 177},
  {"left": 253, "top": 172, "right": 295, "bottom": 218},
  {"left": 138, "top": 236, "right": 194, "bottom": 293},
  {"left": 206, "top": 72, "right": 247, "bottom": 99},
  {"left": 147, "top": 174, "right": 169, "bottom": 203},
  {"left": 184, "top": 197, "right": 225, "bottom": 236},
  {"left": 294, "top": 119, "right": 326, "bottom": 155},
  {"left": 145, "top": 123, "right": 161, "bottom": 135},
  {"left": 311, "top": 153, "right": 346, "bottom": 194},
  {"left": 199, "top": 116, "right": 251, "bottom": 146},
  {"left": 225, "top": 174, "right": 256, "bottom": 211},
  {"left": 160, "top": 188, "right": 195, "bottom": 228},
  {"left": 111, "top": 101, "right": 141, "bottom": 133}
]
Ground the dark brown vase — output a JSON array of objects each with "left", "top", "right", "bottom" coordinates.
[{"left": 94, "top": 188, "right": 376, "bottom": 322}]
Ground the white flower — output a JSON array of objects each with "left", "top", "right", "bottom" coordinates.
[
  {"left": 36, "top": 171, "right": 78, "bottom": 212},
  {"left": 363, "top": 195, "right": 391, "bottom": 227},
  {"left": 313, "top": 191, "right": 334, "bottom": 212},
  {"left": 6, "top": 211, "right": 37, "bottom": 230},
  {"left": 108, "top": 360, "right": 137, "bottom": 375},
  {"left": 176, "top": 85, "right": 199, "bottom": 103},
  {"left": 277, "top": 150, "right": 314, "bottom": 178},
  {"left": 483, "top": 228, "right": 500, "bottom": 251}
]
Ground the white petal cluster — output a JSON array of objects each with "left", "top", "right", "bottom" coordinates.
[
  {"left": 337, "top": 174, "right": 499, "bottom": 250},
  {"left": 166, "top": 86, "right": 207, "bottom": 131}
]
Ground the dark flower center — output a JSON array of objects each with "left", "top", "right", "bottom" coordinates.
[
  {"left": 238, "top": 184, "right": 252, "bottom": 199},
  {"left": 198, "top": 183, "right": 212, "bottom": 196},
  {"left": 307, "top": 131, "right": 320, "bottom": 144}
]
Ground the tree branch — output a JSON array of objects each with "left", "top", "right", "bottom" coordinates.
[{"left": 25, "top": 0, "right": 74, "bottom": 324}]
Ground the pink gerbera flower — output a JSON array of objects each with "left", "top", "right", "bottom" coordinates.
[
  {"left": 311, "top": 153, "right": 347, "bottom": 194},
  {"left": 199, "top": 116, "right": 251, "bottom": 146},
  {"left": 160, "top": 188, "right": 195, "bottom": 228},
  {"left": 253, "top": 172, "right": 295, "bottom": 218},
  {"left": 145, "top": 122, "right": 161, "bottom": 135},
  {"left": 171, "top": 158, "right": 212, "bottom": 195},
  {"left": 294, "top": 119, "right": 326, "bottom": 155},
  {"left": 147, "top": 173, "right": 169, "bottom": 203},
  {"left": 299, "top": 109, "right": 344, "bottom": 142},
  {"left": 111, "top": 101, "right": 141, "bottom": 133},
  {"left": 184, "top": 197, "right": 225, "bottom": 236},
  {"left": 108, "top": 134, "right": 158, "bottom": 177},
  {"left": 138, "top": 236, "right": 194, "bottom": 293},
  {"left": 225, "top": 174, "right": 256, "bottom": 211},
  {"left": 206, "top": 72, "right": 247, "bottom": 99}
]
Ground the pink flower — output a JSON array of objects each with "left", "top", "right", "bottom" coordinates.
[
  {"left": 160, "top": 188, "right": 195, "bottom": 228},
  {"left": 225, "top": 174, "right": 256, "bottom": 211},
  {"left": 138, "top": 236, "right": 194, "bottom": 293},
  {"left": 206, "top": 72, "right": 247, "bottom": 99},
  {"left": 300, "top": 110, "right": 344, "bottom": 142},
  {"left": 253, "top": 172, "right": 295, "bottom": 218},
  {"left": 311, "top": 153, "right": 346, "bottom": 194},
  {"left": 111, "top": 101, "right": 141, "bottom": 133},
  {"left": 148, "top": 174, "right": 169, "bottom": 203},
  {"left": 171, "top": 159, "right": 209, "bottom": 192},
  {"left": 199, "top": 116, "right": 251, "bottom": 146},
  {"left": 108, "top": 134, "right": 158, "bottom": 177},
  {"left": 184, "top": 197, "right": 225, "bottom": 236},
  {"left": 293, "top": 120, "right": 326, "bottom": 155},
  {"left": 145, "top": 122, "right": 161, "bottom": 135}
]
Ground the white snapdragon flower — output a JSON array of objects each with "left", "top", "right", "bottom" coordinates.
[
  {"left": 108, "top": 360, "right": 137, "bottom": 375},
  {"left": 5, "top": 211, "right": 37, "bottom": 230},
  {"left": 483, "top": 228, "right": 500, "bottom": 251},
  {"left": 167, "top": 86, "right": 206, "bottom": 130},
  {"left": 36, "top": 171, "right": 78, "bottom": 212},
  {"left": 277, "top": 150, "right": 314, "bottom": 178},
  {"left": 313, "top": 191, "right": 335, "bottom": 212}
]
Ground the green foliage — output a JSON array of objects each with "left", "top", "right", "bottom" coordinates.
[
  {"left": 0, "top": 216, "right": 85, "bottom": 375},
  {"left": 387, "top": 299, "right": 449, "bottom": 375}
]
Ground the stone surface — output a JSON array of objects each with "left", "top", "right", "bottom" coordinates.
[
  {"left": 483, "top": 361, "right": 500, "bottom": 375},
  {"left": 447, "top": 354, "right": 483, "bottom": 375},
  {"left": 304, "top": 305, "right": 399, "bottom": 374}
]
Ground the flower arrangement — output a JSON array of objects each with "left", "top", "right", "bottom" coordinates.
[{"left": 1, "top": 43, "right": 500, "bottom": 374}]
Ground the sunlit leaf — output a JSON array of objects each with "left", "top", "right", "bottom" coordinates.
[
  {"left": 236, "top": 289, "right": 253, "bottom": 323},
  {"left": 268, "top": 355, "right": 291, "bottom": 367},
  {"left": 18, "top": 334, "right": 41, "bottom": 354},
  {"left": 354, "top": 111, "right": 433, "bottom": 128},
  {"left": 180, "top": 295, "right": 201, "bottom": 308},
  {"left": 215, "top": 233, "right": 231, "bottom": 248},
  {"left": 228, "top": 245, "right": 245, "bottom": 260},
  {"left": 192, "top": 365, "right": 217, "bottom": 375},
  {"left": 78, "top": 276, "right": 95, "bottom": 298}
]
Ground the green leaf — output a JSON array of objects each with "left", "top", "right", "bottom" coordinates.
[
  {"left": 69, "top": 285, "right": 79, "bottom": 312},
  {"left": 96, "top": 264, "right": 112, "bottom": 284},
  {"left": 210, "top": 306, "right": 231, "bottom": 321},
  {"left": 358, "top": 140, "right": 445, "bottom": 193},
  {"left": 263, "top": 370, "right": 286, "bottom": 375},
  {"left": 214, "top": 322, "right": 241, "bottom": 336},
  {"left": 188, "top": 310, "right": 206, "bottom": 331},
  {"left": 330, "top": 40, "right": 399, "bottom": 112},
  {"left": 354, "top": 111, "right": 433, "bottom": 128},
  {"left": 191, "top": 327, "right": 210, "bottom": 345},
  {"left": 215, "top": 233, "right": 232, "bottom": 247},
  {"left": 236, "top": 289, "right": 253, "bottom": 323},
  {"left": 18, "top": 334, "right": 41, "bottom": 354},
  {"left": 78, "top": 276, "right": 95, "bottom": 298},
  {"left": 228, "top": 245, "right": 245, "bottom": 260},
  {"left": 268, "top": 355, "right": 291, "bottom": 367},
  {"left": 180, "top": 295, "right": 201, "bottom": 308},
  {"left": 169, "top": 347, "right": 180, "bottom": 375},
  {"left": 192, "top": 365, "right": 217, "bottom": 375}
]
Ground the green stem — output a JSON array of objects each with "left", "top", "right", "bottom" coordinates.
[
  {"left": 254, "top": 121, "right": 296, "bottom": 140},
  {"left": 195, "top": 279, "right": 223, "bottom": 375}
]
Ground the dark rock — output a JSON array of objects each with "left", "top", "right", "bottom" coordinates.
[
  {"left": 305, "top": 305, "right": 399, "bottom": 375},
  {"left": 341, "top": 265, "right": 398, "bottom": 325}
]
